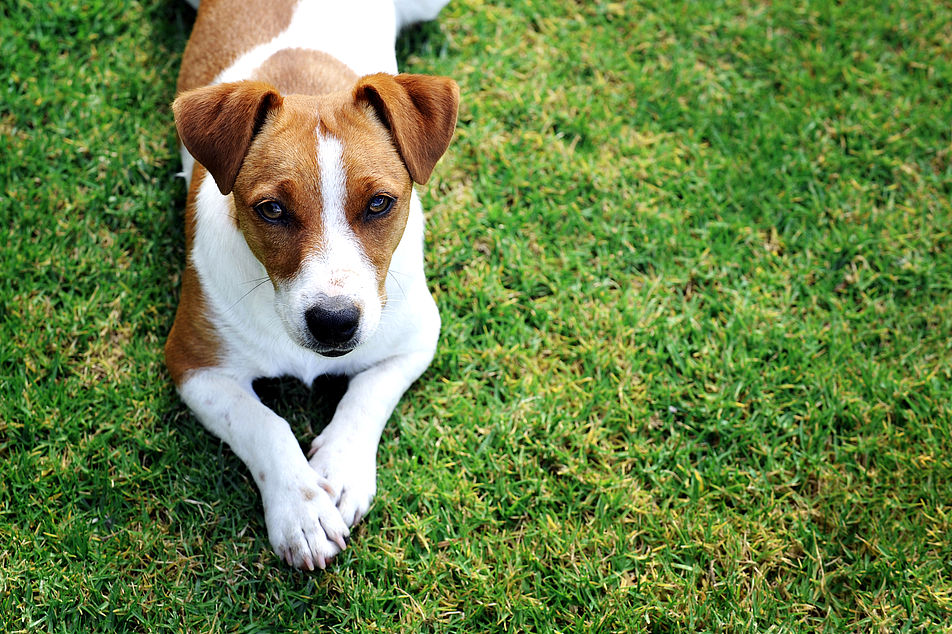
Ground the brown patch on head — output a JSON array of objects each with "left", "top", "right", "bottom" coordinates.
[
  {"left": 177, "top": 0, "right": 299, "bottom": 93},
  {"left": 230, "top": 93, "right": 322, "bottom": 284},
  {"left": 252, "top": 49, "right": 357, "bottom": 96}
]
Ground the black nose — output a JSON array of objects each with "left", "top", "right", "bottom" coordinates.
[{"left": 305, "top": 295, "right": 360, "bottom": 348}]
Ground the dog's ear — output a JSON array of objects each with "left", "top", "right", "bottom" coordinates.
[
  {"left": 354, "top": 73, "right": 459, "bottom": 185},
  {"left": 173, "top": 81, "right": 283, "bottom": 195}
]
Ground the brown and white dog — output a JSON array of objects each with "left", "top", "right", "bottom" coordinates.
[{"left": 165, "top": 0, "right": 459, "bottom": 570}]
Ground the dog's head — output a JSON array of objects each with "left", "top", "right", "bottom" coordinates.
[{"left": 173, "top": 74, "right": 459, "bottom": 357}]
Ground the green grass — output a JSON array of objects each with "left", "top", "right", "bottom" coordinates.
[{"left": 1, "top": 0, "right": 951, "bottom": 631}]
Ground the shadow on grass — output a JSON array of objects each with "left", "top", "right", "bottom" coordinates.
[{"left": 253, "top": 373, "right": 349, "bottom": 440}]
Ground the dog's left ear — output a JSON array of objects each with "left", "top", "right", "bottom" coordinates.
[{"left": 354, "top": 73, "right": 460, "bottom": 184}]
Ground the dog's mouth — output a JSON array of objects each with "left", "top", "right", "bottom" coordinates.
[
  {"left": 319, "top": 347, "right": 353, "bottom": 358},
  {"left": 299, "top": 336, "right": 357, "bottom": 358},
  {"left": 301, "top": 334, "right": 358, "bottom": 357}
]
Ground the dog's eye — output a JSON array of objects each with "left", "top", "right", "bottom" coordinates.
[
  {"left": 366, "top": 194, "right": 394, "bottom": 216},
  {"left": 254, "top": 200, "right": 286, "bottom": 222}
]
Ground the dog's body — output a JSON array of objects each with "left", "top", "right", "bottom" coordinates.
[{"left": 166, "top": 0, "right": 458, "bottom": 570}]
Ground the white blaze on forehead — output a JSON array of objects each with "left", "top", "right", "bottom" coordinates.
[
  {"left": 309, "top": 129, "right": 375, "bottom": 294},
  {"left": 317, "top": 131, "right": 349, "bottom": 241}
]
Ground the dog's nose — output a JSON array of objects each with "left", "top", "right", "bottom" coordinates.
[{"left": 305, "top": 295, "right": 360, "bottom": 348}]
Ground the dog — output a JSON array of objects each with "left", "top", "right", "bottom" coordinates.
[{"left": 165, "top": 0, "right": 459, "bottom": 570}]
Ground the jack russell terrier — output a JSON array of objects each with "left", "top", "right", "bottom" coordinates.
[{"left": 165, "top": 0, "right": 459, "bottom": 570}]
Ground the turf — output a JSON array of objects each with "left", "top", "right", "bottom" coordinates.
[{"left": 1, "top": 0, "right": 950, "bottom": 631}]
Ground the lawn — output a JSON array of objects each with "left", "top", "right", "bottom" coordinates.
[{"left": 1, "top": 0, "right": 951, "bottom": 631}]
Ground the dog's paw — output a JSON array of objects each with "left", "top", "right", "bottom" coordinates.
[
  {"left": 261, "top": 467, "right": 350, "bottom": 571},
  {"left": 307, "top": 432, "right": 377, "bottom": 527}
]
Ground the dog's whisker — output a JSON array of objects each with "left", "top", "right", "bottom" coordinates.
[
  {"left": 379, "top": 297, "right": 407, "bottom": 313},
  {"left": 226, "top": 278, "right": 271, "bottom": 313},
  {"left": 386, "top": 270, "right": 408, "bottom": 297}
]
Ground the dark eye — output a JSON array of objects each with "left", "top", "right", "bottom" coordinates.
[
  {"left": 366, "top": 194, "right": 395, "bottom": 216},
  {"left": 254, "top": 200, "right": 286, "bottom": 222}
]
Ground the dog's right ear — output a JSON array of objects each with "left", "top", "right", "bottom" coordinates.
[{"left": 173, "top": 81, "right": 283, "bottom": 195}]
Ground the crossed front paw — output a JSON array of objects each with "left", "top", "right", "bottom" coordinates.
[
  {"left": 308, "top": 432, "right": 377, "bottom": 528},
  {"left": 262, "top": 469, "right": 351, "bottom": 571}
]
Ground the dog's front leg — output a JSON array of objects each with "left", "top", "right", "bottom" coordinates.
[
  {"left": 308, "top": 350, "right": 434, "bottom": 526},
  {"left": 179, "top": 369, "right": 350, "bottom": 570}
]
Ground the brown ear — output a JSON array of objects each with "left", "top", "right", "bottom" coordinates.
[
  {"left": 173, "top": 81, "right": 283, "bottom": 195},
  {"left": 354, "top": 73, "right": 460, "bottom": 184}
]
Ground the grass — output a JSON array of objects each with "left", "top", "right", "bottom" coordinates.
[{"left": 1, "top": 0, "right": 950, "bottom": 631}]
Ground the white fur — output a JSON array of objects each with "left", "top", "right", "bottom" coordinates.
[
  {"left": 184, "top": 167, "right": 439, "bottom": 572},
  {"left": 392, "top": 0, "right": 451, "bottom": 32}
]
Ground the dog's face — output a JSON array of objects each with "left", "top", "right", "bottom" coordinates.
[
  {"left": 174, "top": 74, "right": 459, "bottom": 356},
  {"left": 231, "top": 92, "right": 415, "bottom": 356}
]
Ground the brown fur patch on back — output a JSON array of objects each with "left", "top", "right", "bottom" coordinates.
[
  {"left": 177, "top": 0, "right": 299, "bottom": 93},
  {"left": 252, "top": 49, "right": 358, "bottom": 96}
]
